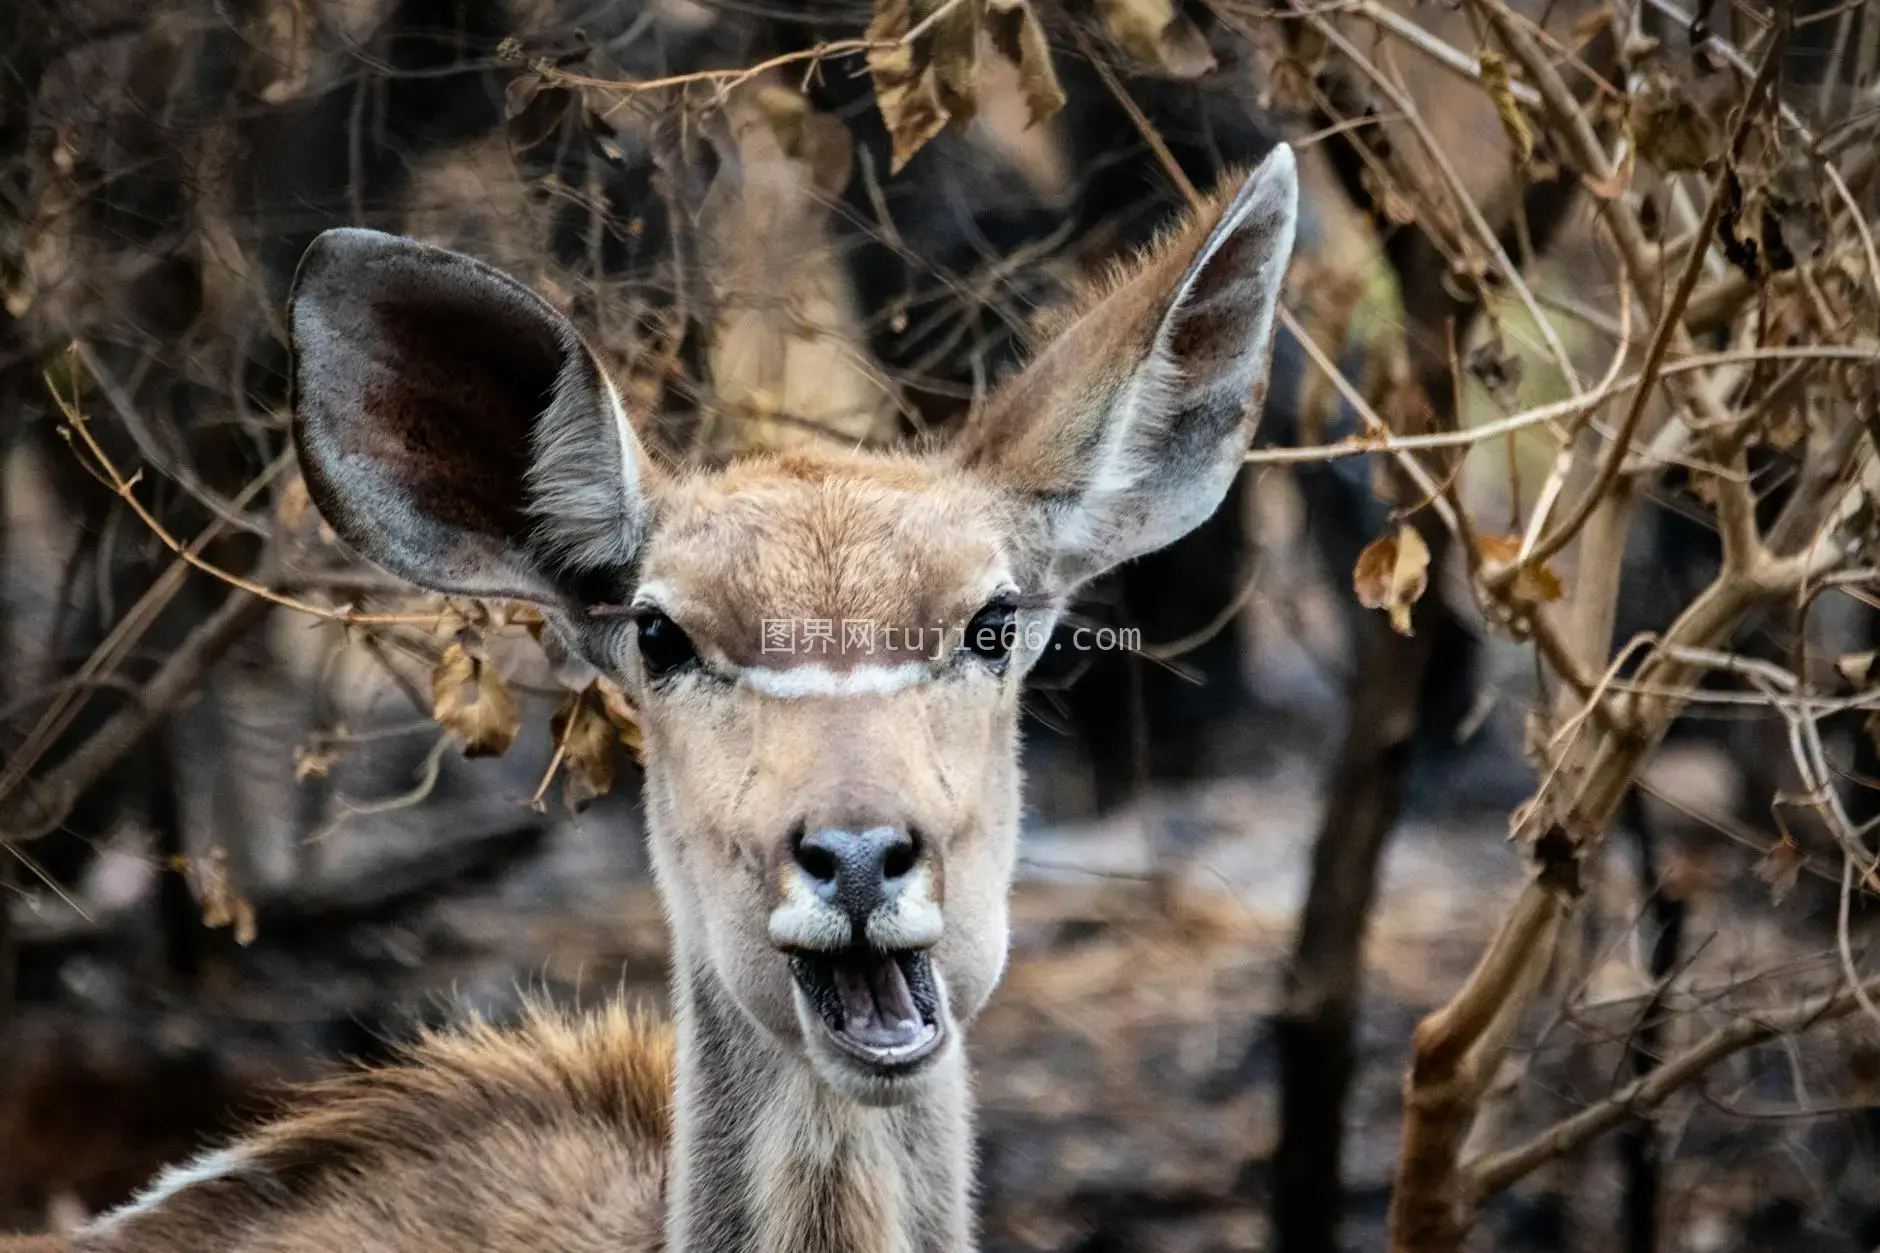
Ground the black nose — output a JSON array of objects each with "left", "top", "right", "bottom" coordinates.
[{"left": 792, "top": 825, "right": 920, "bottom": 926}]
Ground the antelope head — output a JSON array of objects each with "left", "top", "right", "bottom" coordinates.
[{"left": 288, "top": 145, "right": 1296, "bottom": 1106}]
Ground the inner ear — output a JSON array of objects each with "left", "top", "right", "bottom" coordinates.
[
  {"left": 291, "top": 228, "right": 644, "bottom": 605},
  {"left": 948, "top": 146, "right": 1298, "bottom": 593},
  {"left": 351, "top": 286, "right": 567, "bottom": 545}
]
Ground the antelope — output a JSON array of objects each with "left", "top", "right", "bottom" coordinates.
[{"left": 2, "top": 143, "right": 1297, "bottom": 1253}]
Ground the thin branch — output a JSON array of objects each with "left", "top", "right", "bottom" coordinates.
[
  {"left": 53, "top": 370, "right": 438, "bottom": 627},
  {"left": 1518, "top": 21, "right": 1788, "bottom": 572},
  {"left": 2, "top": 584, "right": 272, "bottom": 844},
  {"left": 1463, "top": 970, "right": 1880, "bottom": 1198}
]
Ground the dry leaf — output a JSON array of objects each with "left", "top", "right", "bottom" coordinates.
[
  {"left": 1097, "top": 0, "right": 1216, "bottom": 78},
  {"left": 198, "top": 847, "right": 257, "bottom": 946},
  {"left": 552, "top": 685, "right": 619, "bottom": 811},
  {"left": 1838, "top": 651, "right": 1876, "bottom": 687},
  {"left": 1465, "top": 335, "right": 1524, "bottom": 408},
  {"left": 504, "top": 72, "right": 575, "bottom": 150},
  {"left": 432, "top": 640, "right": 522, "bottom": 758},
  {"left": 595, "top": 675, "right": 647, "bottom": 762},
  {"left": 867, "top": 0, "right": 982, "bottom": 172},
  {"left": 1353, "top": 524, "right": 1431, "bottom": 636},
  {"left": 1475, "top": 533, "right": 1564, "bottom": 604},
  {"left": 1477, "top": 53, "right": 1532, "bottom": 165},
  {"left": 276, "top": 473, "right": 311, "bottom": 532},
  {"left": 1765, "top": 398, "right": 1806, "bottom": 451},
  {"left": 294, "top": 738, "right": 337, "bottom": 781},
  {"left": 985, "top": 0, "right": 1066, "bottom": 127},
  {"left": 1631, "top": 71, "right": 1717, "bottom": 174},
  {"left": 1719, "top": 173, "right": 1764, "bottom": 278},
  {"left": 927, "top": 0, "right": 982, "bottom": 119},
  {"left": 1755, "top": 833, "right": 1803, "bottom": 906},
  {"left": 867, "top": 30, "right": 948, "bottom": 171}
]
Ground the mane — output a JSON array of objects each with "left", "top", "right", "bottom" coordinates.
[
  {"left": 241, "top": 999, "right": 675, "bottom": 1178},
  {"left": 83, "top": 999, "right": 675, "bottom": 1248}
]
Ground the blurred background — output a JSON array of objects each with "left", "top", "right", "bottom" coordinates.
[{"left": 4, "top": 0, "right": 1880, "bottom": 1249}]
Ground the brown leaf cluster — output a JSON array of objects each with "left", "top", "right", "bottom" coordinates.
[
  {"left": 547, "top": 679, "right": 645, "bottom": 812},
  {"left": 174, "top": 846, "right": 257, "bottom": 946},
  {"left": 868, "top": 0, "right": 1064, "bottom": 172},
  {"left": 1755, "top": 832, "right": 1803, "bottom": 907},
  {"left": 1474, "top": 533, "right": 1563, "bottom": 606},
  {"left": 432, "top": 637, "right": 522, "bottom": 759},
  {"left": 1094, "top": 0, "right": 1216, "bottom": 78},
  {"left": 1353, "top": 524, "right": 1431, "bottom": 637},
  {"left": 1476, "top": 52, "right": 1532, "bottom": 166}
]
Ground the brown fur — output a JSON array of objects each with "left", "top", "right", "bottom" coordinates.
[
  {"left": 647, "top": 448, "right": 1017, "bottom": 666},
  {"left": 66, "top": 1004, "right": 673, "bottom": 1252}
]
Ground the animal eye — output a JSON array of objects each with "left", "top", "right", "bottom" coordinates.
[
  {"left": 636, "top": 610, "right": 699, "bottom": 679},
  {"left": 964, "top": 600, "right": 1017, "bottom": 672}
]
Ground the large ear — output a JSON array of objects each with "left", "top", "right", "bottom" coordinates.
[
  {"left": 955, "top": 144, "right": 1298, "bottom": 592},
  {"left": 289, "top": 228, "right": 648, "bottom": 605}
]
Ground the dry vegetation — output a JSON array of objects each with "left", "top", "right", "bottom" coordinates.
[{"left": 4, "top": 0, "right": 1880, "bottom": 1249}]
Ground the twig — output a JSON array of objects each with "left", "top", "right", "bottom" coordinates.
[
  {"left": 0, "top": 445, "right": 289, "bottom": 822},
  {"left": 72, "top": 343, "right": 270, "bottom": 538},
  {"left": 1241, "top": 347, "right": 1877, "bottom": 467},
  {"left": 1517, "top": 24, "right": 1788, "bottom": 573},
  {"left": 1, "top": 584, "right": 272, "bottom": 844},
  {"left": 1463, "top": 970, "right": 1880, "bottom": 1198},
  {"left": 1302, "top": 14, "right": 1584, "bottom": 394},
  {"left": 52, "top": 371, "right": 437, "bottom": 627},
  {"left": 1276, "top": 305, "right": 1464, "bottom": 539},
  {"left": 1346, "top": 0, "right": 1543, "bottom": 106},
  {"left": 1064, "top": 21, "right": 1202, "bottom": 209},
  {"left": 586, "top": 39, "right": 876, "bottom": 116}
]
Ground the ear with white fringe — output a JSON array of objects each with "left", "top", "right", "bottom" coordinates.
[
  {"left": 956, "top": 143, "right": 1298, "bottom": 592},
  {"left": 289, "top": 228, "right": 650, "bottom": 606}
]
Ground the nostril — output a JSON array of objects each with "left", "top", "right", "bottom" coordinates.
[
  {"left": 793, "top": 828, "right": 840, "bottom": 886},
  {"left": 881, "top": 831, "right": 919, "bottom": 882}
]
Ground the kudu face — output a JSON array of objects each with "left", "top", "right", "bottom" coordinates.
[{"left": 288, "top": 145, "right": 1296, "bottom": 1105}]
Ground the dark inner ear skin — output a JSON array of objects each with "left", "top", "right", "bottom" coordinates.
[{"left": 352, "top": 293, "right": 564, "bottom": 543}]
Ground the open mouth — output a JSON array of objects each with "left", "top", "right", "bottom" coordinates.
[{"left": 789, "top": 947, "right": 945, "bottom": 1072}]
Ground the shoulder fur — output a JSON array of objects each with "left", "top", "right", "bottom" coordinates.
[
  {"left": 242, "top": 999, "right": 674, "bottom": 1176},
  {"left": 78, "top": 1000, "right": 675, "bottom": 1253}
]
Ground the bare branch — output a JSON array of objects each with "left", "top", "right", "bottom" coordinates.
[{"left": 1463, "top": 970, "right": 1880, "bottom": 1198}]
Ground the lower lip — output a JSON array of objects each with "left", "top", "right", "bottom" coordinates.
[
  {"left": 818, "top": 1015, "right": 946, "bottom": 1073},
  {"left": 788, "top": 954, "right": 949, "bottom": 1074}
]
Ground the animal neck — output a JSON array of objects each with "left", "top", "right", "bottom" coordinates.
[{"left": 665, "top": 947, "right": 975, "bottom": 1253}]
